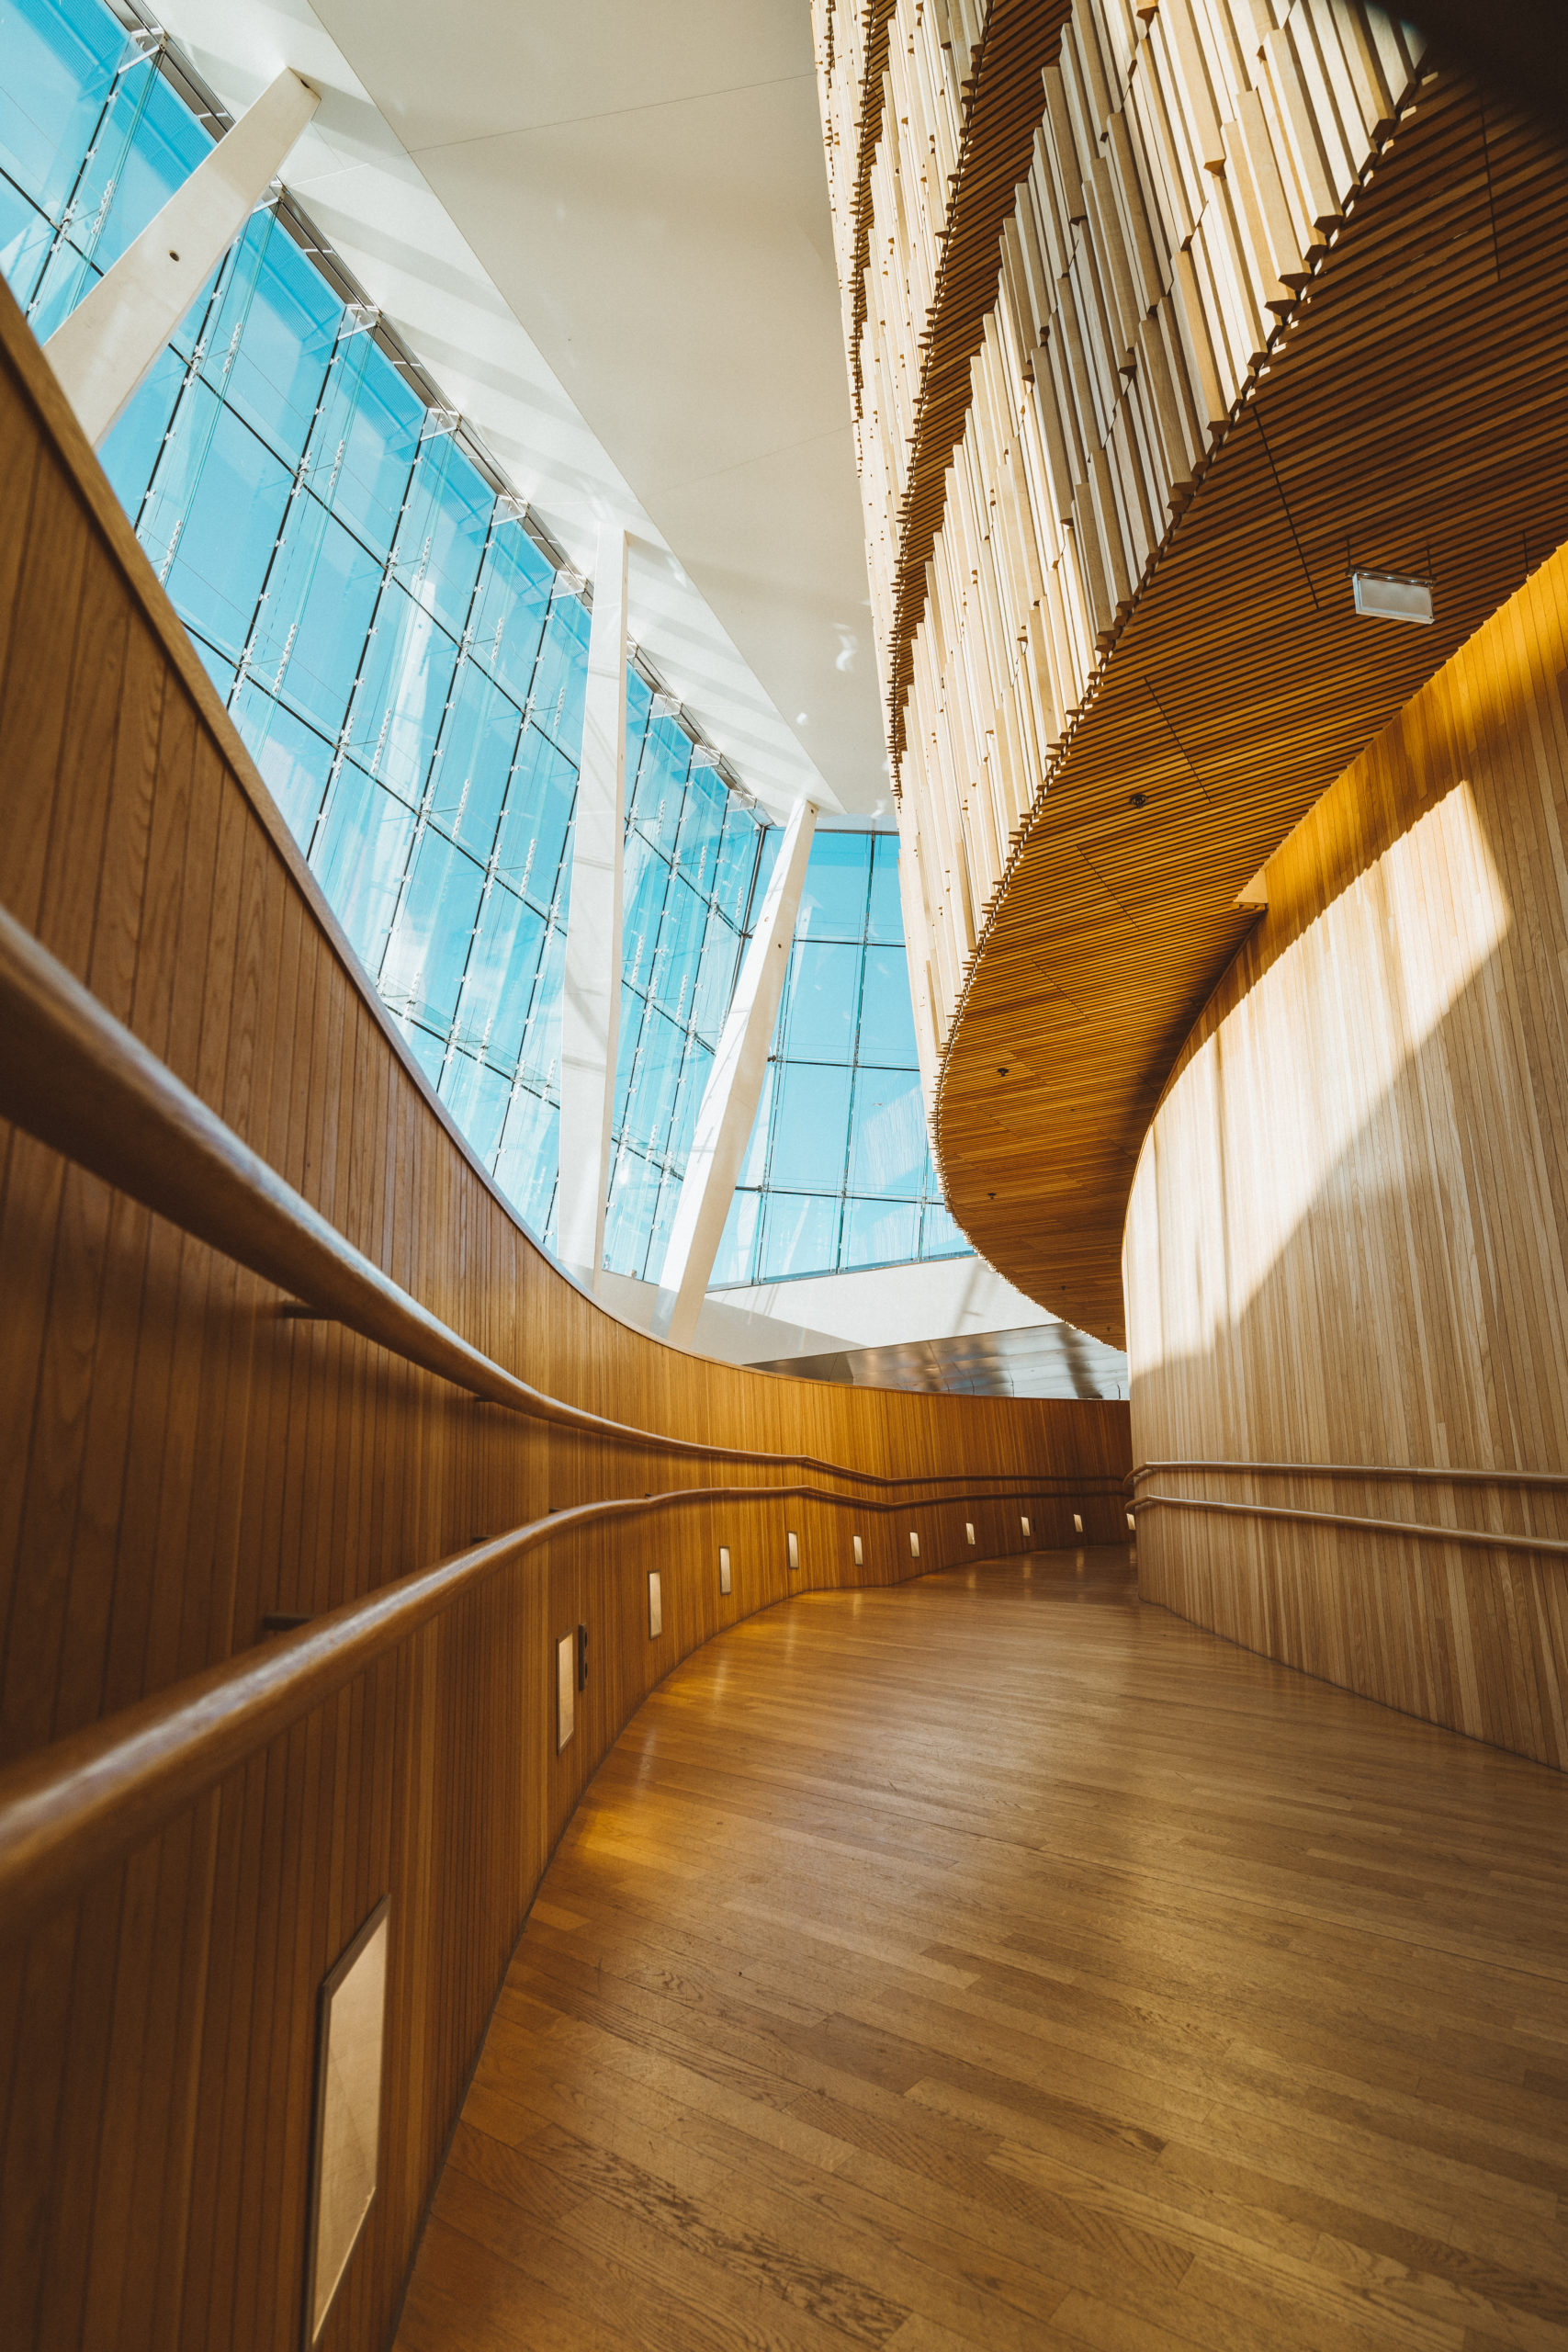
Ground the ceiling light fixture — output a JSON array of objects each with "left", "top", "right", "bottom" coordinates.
[{"left": 1350, "top": 567, "right": 1433, "bottom": 625}]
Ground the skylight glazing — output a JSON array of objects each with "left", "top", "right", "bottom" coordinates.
[{"left": 1, "top": 0, "right": 970, "bottom": 1286}]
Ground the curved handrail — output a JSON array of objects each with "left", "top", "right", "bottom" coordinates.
[
  {"left": 1130, "top": 1459, "right": 1568, "bottom": 1492},
  {"left": 1134, "top": 1488, "right": 1568, "bottom": 1564},
  {"left": 0, "top": 899, "right": 1114, "bottom": 1488},
  {"left": 0, "top": 1475, "right": 1070, "bottom": 1946}
]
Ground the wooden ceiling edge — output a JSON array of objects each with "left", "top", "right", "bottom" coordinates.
[{"left": 924, "top": 69, "right": 1516, "bottom": 1352}]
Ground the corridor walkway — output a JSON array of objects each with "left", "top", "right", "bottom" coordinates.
[{"left": 394, "top": 1551, "right": 1568, "bottom": 2352}]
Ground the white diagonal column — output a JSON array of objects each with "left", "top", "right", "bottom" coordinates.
[
  {"left": 557, "top": 526, "right": 628, "bottom": 1290},
  {"left": 46, "top": 69, "right": 320, "bottom": 447},
  {"left": 655, "top": 795, "right": 817, "bottom": 1349}
]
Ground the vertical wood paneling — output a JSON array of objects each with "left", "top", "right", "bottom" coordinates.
[
  {"left": 0, "top": 268, "right": 1129, "bottom": 2346},
  {"left": 1126, "top": 536, "right": 1568, "bottom": 1770}
]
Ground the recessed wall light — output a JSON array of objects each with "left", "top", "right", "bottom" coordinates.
[
  {"left": 787, "top": 1530, "right": 799, "bottom": 1570},
  {"left": 719, "top": 1545, "right": 731, "bottom": 1595},
  {"left": 1351, "top": 567, "right": 1433, "bottom": 625},
  {"left": 556, "top": 1634, "right": 574, "bottom": 1751},
  {"left": 648, "top": 1572, "right": 663, "bottom": 1637},
  {"left": 852, "top": 1534, "right": 863, "bottom": 1566},
  {"left": 1072, "top": 1512, "right": 1083, "bottom": 1534},
  {"left": 1021, "top": 1515, "right": 1032, "bottom": 1541},
  {"left": 965, "top": 1521, "right": 976, "bottom": 1545},
  {"left": 908, "top": 1530, "right": 920, "bottom": 1558}
]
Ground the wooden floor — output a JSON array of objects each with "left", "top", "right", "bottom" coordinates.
[{"left": 393, "top": 1551, "right": 1568, "bottom": 2352}]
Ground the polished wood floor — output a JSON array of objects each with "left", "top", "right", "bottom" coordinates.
[{"left": 394, "top": 1551, "right": 1568, "bottom": 2352}]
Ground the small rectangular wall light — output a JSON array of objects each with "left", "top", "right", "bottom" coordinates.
[
  {"left": 787, "top": 1530, "right": 799, "bottom": 1570},
  {"left": 556, "top": 1634, "right": 575, "bottom": 1752},
  {"left": 965, "top": 1521, "right": 976, "bottom": 1545},
  {"left": 1351, "top": 567, "right": 1433, "bottom": 626},
  {"left": 648, "top": 1571, "right": 663, "bottom": 1637},
  {"left": 1072, "top": 1513, "right": 1083, "bottom": 1535},
  {"left": 908, "top": 1530, "right": 920, "bottom": 1558},
  {"left": 852, "top": 1534, "right": 863, "bottom": 1566},
  {"left": 306, "top": 1898, "right": 389, "bottom": 2342},
  {"left": 1126, "top": 1511, "right": 1136, "bottom": 1532},
  {"left": 719, "top": 1545, "right": 731, "bottom": 1596},
  {"left": 1021, "top": 1515, "right": 1032, "bottom": 1541}
]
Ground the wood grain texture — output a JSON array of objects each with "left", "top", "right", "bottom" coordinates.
[
  {"left": 0, "top": 267, "right": 1128, "bottom": 2349},
  {"left": 1124, "top": 530, "right": 1568, "bottom": 1770},
  {"left": 395, "top": 1545, "right": 1568, "bottom": 2352}
]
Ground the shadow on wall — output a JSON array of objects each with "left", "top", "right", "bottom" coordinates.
[{"left": 1122, "top": 547, "right": 1568, "bottom": 1768}]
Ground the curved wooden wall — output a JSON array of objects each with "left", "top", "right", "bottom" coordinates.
[
  {"left": 1125, "top": 535, "right": 1568, "bottom": 1770},
  {"left": 0, "top": 275, "right": 1129, "bottom": 2351},
  {"left": 815, "top": 0, "right": 1568, "bottom": 1343}
]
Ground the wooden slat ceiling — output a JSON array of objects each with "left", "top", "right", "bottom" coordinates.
[
  {"left": 887, "top": 0, "right": 1073, "bottom": 757},
  {"left": 934, "top": 73, "right": 1568, "bottom": 1350},
  {"left": 844, "top": 0, "right": 897, "bottom": 421}
]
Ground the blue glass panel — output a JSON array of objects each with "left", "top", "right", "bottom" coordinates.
[
  {"left": 711, "top": 1187, "right": 761, "bottom": 1287},
  {"left": 309, "top": 763, "right": 416, "bottom": 974},
  {"left": 309, "top": 331, "right": 422, "bottom": 562},
  {"left": 646, "top": 1169, "right": 683, "bottom": 1283},
  {"left": 528, "top": 593, "right": 589, "bottom": 756},
  {"left": 759, "top": 1193, "right": 839, "bottom": 1282},
  {"left": 468, "top": 519, "right": 550, "bottom": 707},
  {"left": 857, "top": 944, "right": 919, "bottom": 1067},
  {"left": 625, "top": 1004, "right": 683, "bottom": 1151},
  {"left": 518, "top": 921, "right": 564, "bottom": 1091},
  {"left": 28, "top": 56, "right": 209, "bottom": 335},
  {"left": 848, "top": 1069, "right": 925, "bottom": 1198},
  {"left": 191, "top": 634, "right": 235, "bottom": 700},
  {"left": 200, "top": 211, "right": 338, "bottom": 468},
  {"left": 843, "top": 1199, "right": 920, "bottom": 1270},
  {"left": 461, "top": 885, "right": 544, "bottom": 1071},
  {"left": 400, "top": 1018, "right": 446, "bottom": 1089},
  {"left": 714, "top": 804, "right": 761, "bottom": 928},
  {"left": 669, "top": 1036, "right": 713, "bottom": 1169},
  {"left": 344, "top": 581, "right": 457, "bottom": 805},
  {"left": 249, "top": 492, "right": 383, "bottom": 740},
  {"left": 750, "top": 825, "right": 781, "bottom": 912},
  {"left": 604, "top": 1146, "right": 660, "bottom": 1279},
  {"left": 781, "top": 942, "right": 859, "bottom": 1063},
  {"left": 505, "top": 722, "right": 576, "bottom": 915},
  {"left": 142, "top": 388, "right": 292, "bottom": 662},
  {"left": 651, "top": 873, "right": 705, "bottom": 1025},
  {"left": 0, "top": 167, "right": 53, "bottom": 306},
  {"left": 97, "top": 339, "right": 184, "bottom": 517},
  {"left": 621, "top": 832, "right": 669, "bottom": 989},
  {"left": 231, "top": 687, "right": 334, "bottom": 848},
  {"left": 380, "top": 827, "right": 484, "bottom": 1030},
  {"left": 921, "top": 1201, "right": 970, "bottom": 1258},
  {"left": 737, "top": 1064, "right": 773, "bottom": 1187},
  {"left": 427, "top": 660, "right": 521, "bottom": 857},
  {"left": 797, "top": 831, "right": 871, "bottom": 941},
  {"left": 768, "top": 1064, "right": 851, "bottom": 1193},
  {"left": 439, "top": 1048, "right": 510, "bottom": 1165},
  {"left": 691, "top": 915, "right": 739, "bottom": 1047},
  {"left": 675, "top": 769, "right": 724, "bottom": 897},
  {"left": 628, "top": 717, "right": 686, "bottom": 854},
  {"left": 0, "top": 0, "right": 123, "bottom": 220},
  {"left": 493, "top": 1087, "right": 558, "bottom": 1238},
  {"left": 868, "top": 831, "right": 904, "bottom": 943},
  {"left": 392, "top": 435, "right": 490, "bottom": 637}
]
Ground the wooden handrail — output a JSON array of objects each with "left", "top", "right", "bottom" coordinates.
[
  {"left": 1130, "top": 1459, "right": 1568, "bottom": 1491},
  {"left": 0, "top": 899, "right": 1111, "bottom": 1488},
  {"left": 1134, "top": 1489, "right": 1568, "bottom": 1563},
  {"left": 0, "top": 1476, "right": 1078, "bottom": 1947}
]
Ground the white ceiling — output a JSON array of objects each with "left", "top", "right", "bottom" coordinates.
[{"left": 153, "top": 0, "right": 890, "bottom": 822}]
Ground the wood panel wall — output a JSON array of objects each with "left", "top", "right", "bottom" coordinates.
[
  {"left": 0, "top": 273, "right": 1129, "bottom": 2351},
  {"left": 1124, "top": 534, "right": 1568, "bottom": 1771}
]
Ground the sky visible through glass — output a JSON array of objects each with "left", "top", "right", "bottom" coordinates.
[{"left": 0, "top": 0, "right": 970, "bottom": 1285}]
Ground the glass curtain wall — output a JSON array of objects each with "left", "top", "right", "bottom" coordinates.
[
  {"left": 714, "top": 832, "right": 966, "bottom": 1285},
  {"left": 1, "top": 0, "right": 968, "bottom": 1285}
]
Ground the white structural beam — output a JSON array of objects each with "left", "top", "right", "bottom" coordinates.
[
  {"left": 46, "top": 68, "right": 319, "bottom": 447},
  {"left": 656, "top": 794, "right": 818, "bottom": 1349},
  {"left": 557, "top": 525, "right": 629, "bottom": 1290}
]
